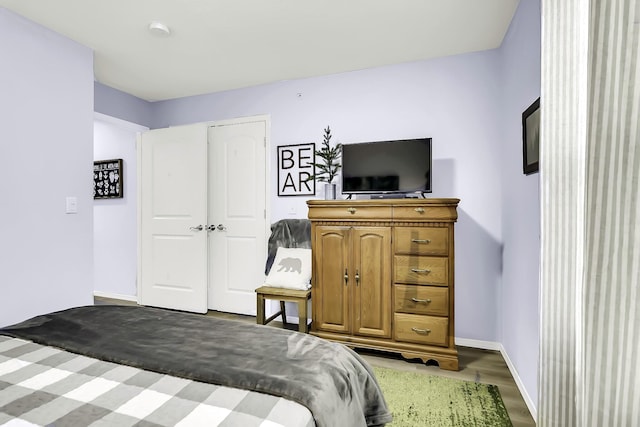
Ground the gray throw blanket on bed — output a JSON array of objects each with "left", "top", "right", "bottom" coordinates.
[{"left": 0, "top": 305, "right": 392, "bottom": 427}]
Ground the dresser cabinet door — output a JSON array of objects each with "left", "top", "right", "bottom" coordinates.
[
  {"left": 313, "top": 226, "right": 351, "bottom": 333},
  {"left": 352, "top": 227, "right": 392, "bottom": 338}
]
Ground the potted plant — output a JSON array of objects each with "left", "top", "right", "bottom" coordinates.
[{"left": 309, "top": 126, "right": 342, "bottom": 199}]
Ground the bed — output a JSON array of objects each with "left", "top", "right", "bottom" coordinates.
[{"left": 0, "top": 305, "right": 392, "bottom": 426}]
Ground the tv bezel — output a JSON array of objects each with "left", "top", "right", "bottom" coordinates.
[{"left": 341, "top": 137, "right": 432, "bottom": 196}]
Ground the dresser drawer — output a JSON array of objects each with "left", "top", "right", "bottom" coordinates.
[
  {"left": 394, "top": 313, "right": 448, "bottom": 346},
  {"left": 307, "top": 206, "right": 392, "bottom": 221},
  {"left": 394, "top": 227, "right": 448, "bottom": 255},
  {"left": 394, "top": 256, "right": 448, "bottom": 285},
  {"left": 394, "top": 284, "right": 448, "bottom": 316},
  {"left": 393, "top": 205, "right": 457, "bottom": 221}
]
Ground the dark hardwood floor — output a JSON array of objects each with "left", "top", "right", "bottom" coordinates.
[{"left": 95, "top": 297, "right": 536, "bottom": 426}]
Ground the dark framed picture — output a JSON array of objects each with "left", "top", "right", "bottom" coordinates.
[
  {"left": 522, "top": 97, "right": 540, "bottom": 175},
  {"left": 94, "top": 159, "right": 123, "bottom": 199},
  {"left": 277, "top": 143, "right": 316, "bottom": 196}
]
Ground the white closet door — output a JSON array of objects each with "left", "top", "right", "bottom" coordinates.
[
  {"left": 138, "top": 124, "right": 208, "bottom": 313},
  {"left": 207, "top": 119, "right": 268, "bottom": 315}
]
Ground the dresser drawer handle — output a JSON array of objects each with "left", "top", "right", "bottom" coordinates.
[
  {"left": 410, "top": 268, "right": 431, "bottom": 273},
  {"left": 347, "top": 207, "right": 357, "bottom": 214},
  {"left": 411, "top": 239, "right": 431, "bottom": 244},
  {"left": 411, "top": 297, "right": 432, "bottom": 304},
  {"left": 414, "top": 207, "right": 425, "bottom": 213},
  {"left": 411, "top": 327, "right": 431, "bottom": 335}
]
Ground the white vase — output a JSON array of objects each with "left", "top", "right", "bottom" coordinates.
[{"left": 324, "top": 183, "right": 337, "bottom": 200}]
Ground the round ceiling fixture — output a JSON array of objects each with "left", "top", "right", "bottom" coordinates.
[{"left": 148, "top": 21, "right": 171, "bottom": 36}]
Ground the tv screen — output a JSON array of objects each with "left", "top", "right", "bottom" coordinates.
[{"left": 341, "top": 138, "right": 432, "bottom": 195}]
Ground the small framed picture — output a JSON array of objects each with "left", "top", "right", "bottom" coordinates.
[
  {"left": 522, "top": 97, "right": 540, "bottom": 175},
  {"left": 94, "top": 159, "right": 123, "bottom": 199}
]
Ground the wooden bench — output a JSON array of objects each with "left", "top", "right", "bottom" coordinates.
[{"left": 255, "top": 286, "right": 311, "bottom": 333}]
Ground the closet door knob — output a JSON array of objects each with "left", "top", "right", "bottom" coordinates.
[{"left": 189, "top": 225, "right": 203, "bottom": 231}]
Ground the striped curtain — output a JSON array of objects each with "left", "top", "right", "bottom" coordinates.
[{"left": 540, "top": 0, "right": 640, "bottom": 426}]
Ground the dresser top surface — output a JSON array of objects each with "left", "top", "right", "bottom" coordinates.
[{"left": 307, "top": 198, "right": 460, "bottom": 208}]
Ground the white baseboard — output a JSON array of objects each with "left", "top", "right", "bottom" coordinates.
[
  {"left": 455, "top": 337, "right": 502, "bottom": 351},
  {"left": 93, "top": 291, "right": 137, "bottom": 303},
  {"left": 499, "top": 343, "right": 538, "bottom": 422}
]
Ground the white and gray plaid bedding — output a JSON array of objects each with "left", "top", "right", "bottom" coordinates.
[{"left": 0, "top": 336, "right": 314, "bottom": 427}]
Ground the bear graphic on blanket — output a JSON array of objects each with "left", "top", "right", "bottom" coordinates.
[{"left": 277, "top": 257, "right": 302, "bottom": 273}]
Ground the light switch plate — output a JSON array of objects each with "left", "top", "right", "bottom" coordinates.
[{"left": 66, "top": 196, "right": 78, "bottom": 214}]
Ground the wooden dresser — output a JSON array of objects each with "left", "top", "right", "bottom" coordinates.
[{"left": 307, "top": 198, "right": 460, "bottom": 370}]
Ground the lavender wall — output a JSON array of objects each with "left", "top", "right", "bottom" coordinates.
[
  {"left": 93, "top": 114, "right": 148, "bottom": 299},
  {"left": 499, "top": 0, "right": 541, "bottom": 415},
  {"left": 0, "top": 8, "right": 94, "bottom": 327},
  {"left": 94, "top": 82, "right": 154, "bottom": 129},
  {"left": 150, "top": 51, "right": 505, "bottom": 343}
]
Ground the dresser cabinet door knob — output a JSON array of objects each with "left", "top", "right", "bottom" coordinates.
[
  {"left": 411, "top": 297, "right": 432, "bottom": 304},
  {"left": 411, "top": 327, "right": 431, "bottom": 335},
  {"left": 414, "top": 207, "right": 425, "bottom": 213},
  {"left": 410, "top": 268, "right": 431, "bottom": 273},
  {"left": 347, "top": 207, "right": 357, "bottom": 214}
]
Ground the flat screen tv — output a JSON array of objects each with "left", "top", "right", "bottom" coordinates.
[{"left": 341, "top": 138, "right": 432, "bottom": 196}]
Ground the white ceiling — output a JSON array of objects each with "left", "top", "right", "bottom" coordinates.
[{"left": 0, "top": 0, "right": 519, "bottom": 102}]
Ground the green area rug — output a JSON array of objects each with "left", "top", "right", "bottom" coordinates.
[{"left": 373, "top": 366, "right": 512, "bottom": 427}]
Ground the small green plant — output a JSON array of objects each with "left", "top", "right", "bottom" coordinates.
[{"left": 309, "top": 126, "right": 342, "bottom": 183}]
